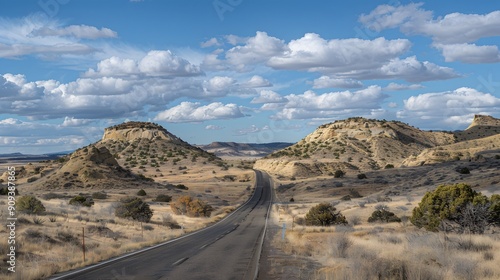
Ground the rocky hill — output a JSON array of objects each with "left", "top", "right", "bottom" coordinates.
[
  {"left": 199, "top": 142, "right": 293, "bottom": 158},
  {"left": 23, "top": 121, "right": 227, "bottom": 190},
  {"left": 96, "top": 122, "right": 226, "bottom": 174},
  {"left": 25, "top": 145, "right": 154, "bottom": 190},
  {"left": 254, "top": 116, "right": 500, "bottom": 178}
]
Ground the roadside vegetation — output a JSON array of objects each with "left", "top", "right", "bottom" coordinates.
[{"left": 268, "top": 183, "right": 500, "bottom": 280}]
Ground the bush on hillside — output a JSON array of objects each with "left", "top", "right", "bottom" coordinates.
[
  {"left": 411, "top": 183, "right": 498, "bottom": 233},
  {"left": 115, "top": 197, "right": 153, "bottom": 222},
  {"left": 154, "top": 194, "right": 172, "bottom": 202},
  {"left": 18, "top": 196, "right": 46, "bottom": 214},
  {"left": 69, "top": 195, "right": 94, "bottom": 207},
  {"left": 368, "top": 209, "right": 401, "bottom": 223},
  {"left": 305, "top": 203, "right": 347, "bottom": 226}
]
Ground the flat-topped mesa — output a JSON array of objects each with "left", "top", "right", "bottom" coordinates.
[
  {"left": 466, "top": 115, "right": 500, "bottom": 130},
  {"left": 102, "top": 121, "right": 184, "bottom": 143}
]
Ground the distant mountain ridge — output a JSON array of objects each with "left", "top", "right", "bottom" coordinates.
[
  {"left": 0, "top": 151, "right": 70, "bottom": 161},
  {"left": 198, "top": 142, "right": 293, "bottom": 158},
  {"left": 254, "top": 115, "right": 500, "bottom": 178}
]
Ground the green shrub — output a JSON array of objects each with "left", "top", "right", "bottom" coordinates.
[
  {"left": 368, "top": 209, "right": 401, "bottom": 223},
  {"left": 92, "top": 192, "right": 108, "bottom": 199},
  {"left": 0, "top": 187, "right": 18, "bottom": 195},
  {"left": 137, "top": 189, "right": 147, "bottom": 196},
  {"left": 305, "top": 203, "right": 347, "bottom": 226},
  {"left": 489, "top": 194, "right": 500, "bottom": 227},
  {"left": 69, "top": 195, "right": 94, "bottom": 207},
  {"left": 18, "top": 196, "right": 46, "bottom": 214},
  {"left": 348, "top": 188, "right": 363, "bottom": 198},
  {"left": 334, "top": 170, "right": 345, "bottom": 178},
  {"left": 27, "top": 177, "right": 38, "bottom": 183},
  {"left": 115, "top": 197, "right": 153, "bottom": 222},
  {"left": 456, "top": 167, "right": 470, "bottom": 174},
  {"left": 154, "top": 194, "right": 172, "bottom": 202},
  {"left": 384, "top": 164, "right": 394, "bottom": 169},
  {"left": 411, "top": 183, "right": 496, "bottom": 233},
  {"left": 357, "top": 173, "right": 367, "bottom": 179},
  {"left": 341, "top": 195, "right": 351, "bottom": 201},
  {"left": 41, "top": 192, "right": 65, "bottom": 200}
]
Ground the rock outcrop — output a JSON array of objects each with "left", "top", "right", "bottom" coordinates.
[{"left": 102, "top": 121, "right": 184, "bottom": 143}]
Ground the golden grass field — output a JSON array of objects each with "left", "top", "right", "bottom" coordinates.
[
  {"left": 259, "top": 156, "right": 500, "bottom": 280},
  {"left": 0, "top": 161, "right": 254, "bottom": 280}
]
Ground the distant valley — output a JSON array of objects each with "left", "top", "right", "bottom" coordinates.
[{"left": 198, "top": 142, "right": 293, "bottom": 158}]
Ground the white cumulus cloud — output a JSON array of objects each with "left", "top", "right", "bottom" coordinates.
[
  {"left": 398, "top": 87, "right": 500, "bottom": 128},
  {"left": 242, "top": 75, "right": 272, "bottom": 88},
  {"left": 273, "top": 86, "right": 387, "bottom": 120},
  {"left": 360, "top": 4, "right": 500, "bottom": 64},
  {"left": 384, "top": 82, "right": 424, "bottom": 91},
  {"left": 154, "top": 102, "right": 245, "bottom": 123},
  {"left": 434, "top": 43, "right": 500, "bottom": 64},
  {"left": 251, "top": 90, "right": 286, "bottom": 104},
  {"left": 312, "top": 76, "right": 363, "bottom": 89}
]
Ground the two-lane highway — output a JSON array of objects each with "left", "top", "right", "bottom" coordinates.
[{"left": 51, "top": 170, "right": 273, "bottom": 280}]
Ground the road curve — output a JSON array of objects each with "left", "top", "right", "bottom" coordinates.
[{"left": 51, "top": 170, "right": 273, "bottom": 280}]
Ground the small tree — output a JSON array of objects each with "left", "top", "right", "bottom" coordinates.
[
  {"left": 489, "top": 194, "right": 500, "bottom": 227},
  {"left": 115, "top": 197, "right": 153, "bottom": 222},
  {"left": 334, "top": 170, "right": 345, "bottom": 178},
  {"left": 456, "top": 167, "right": 470, "bottom": 174},
  {"left": 69, "top": 195, "right": 94, "bottom": 207},
  {"left": 357, "top": 173, "right": 367, "bottom": 179},
  {"left": 411, "top": 183, "right": 493, "bottom": 233},
  {"left": 137, "top": 189, "right": 147, "bottom": 196},
  {"left": 18, "top": 196, "right": 46, "bottom": 214},
  {"left": 154, "top": 194, "right": 172, "bottom": 202},
  {"left": 305, "top": 203, "right": 347, "bottom": 226},
  {"left": 368, "top": 209, "right": 401, "bottom": 223}
]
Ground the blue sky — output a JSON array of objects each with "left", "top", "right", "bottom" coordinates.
[{"left": 1, "top": 0, "right": 500, "bottom": 154}]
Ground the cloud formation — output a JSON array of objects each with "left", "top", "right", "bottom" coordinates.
[
  {"left": 86, "top": 50, "right": 203, "bottom": 78},
  {"left": 398, "top": 87, "right": 500, "bottom": 127},
  {"left": 0, "top": 15, "right": 117, "bottom": 58},
  {"left": 205, "top": 32, "right": 457, "bottom": 82},
  {"left": 360, "top": 4, "right": 500, "bottom": 64},
  {"left": 154, "top": 102, "right": 245, "bottom": 122},
  {"left": 312, "top": 76, "right": 363, "bottom": 89},
  {"left": 31, "top": 25, "right": 117, "bottom": 39},
  {"left": 271, "top": 86, "right": 387, "bottom": 120}
]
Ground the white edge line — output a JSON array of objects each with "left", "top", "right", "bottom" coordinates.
[{"left": 51, "top": 170, "right": 261, "bottom": 280}]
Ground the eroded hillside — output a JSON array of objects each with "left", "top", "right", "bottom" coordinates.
[{"left": 255, "top": 115, "right": 500, "bottom": 178}]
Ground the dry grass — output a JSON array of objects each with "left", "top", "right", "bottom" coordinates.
[
  {"left": 0, "top": 164, "right": 253, "bottom": 280},
  {"left": 267, "top": 198, "right": 500, "bottom": 280}
]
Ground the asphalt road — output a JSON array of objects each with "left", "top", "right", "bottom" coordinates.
[{"left": 51, "top": 170, "right": 273, "bottom": 280}]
